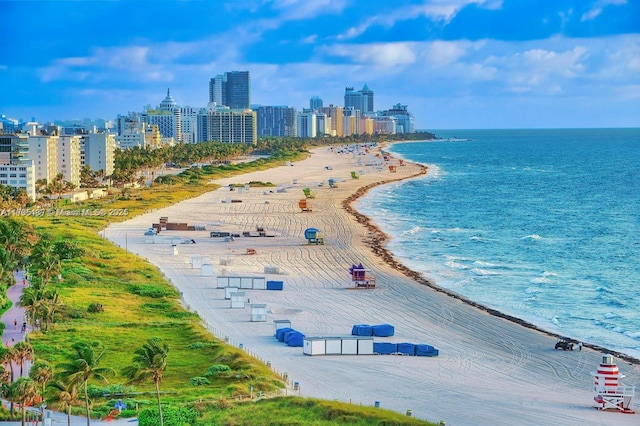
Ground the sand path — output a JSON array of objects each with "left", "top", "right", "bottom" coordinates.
[{"left": 105, "top": 145, "right": 639, "bottom": 426}]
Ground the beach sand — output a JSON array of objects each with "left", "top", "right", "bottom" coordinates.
[{"left": 105, "top": 145, "right": 639, "bottom": 426}]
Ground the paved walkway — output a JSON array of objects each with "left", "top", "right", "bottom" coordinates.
[{"left": 0, "top": 271, "right": 135, "bottom": 425}]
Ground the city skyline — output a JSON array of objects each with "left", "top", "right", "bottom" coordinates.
[{"left": 2, "top": 0, "right": 639, "bottom": 129}]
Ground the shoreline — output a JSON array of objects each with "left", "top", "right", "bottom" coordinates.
[
  {"left": 105, "top": 144, "right": 639, "bottom": 425},
  {"left": 345, "top": 171, "right": 640, "bottom": 364},
  {"left": 358, "top": 143, "right": 640, "bottom": 365}
]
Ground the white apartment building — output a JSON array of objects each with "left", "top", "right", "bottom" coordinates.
[
  {"left": 180, "top": 106, "right": 199, "bottom": 144},
  {"left": 116, "top": 129, "right": 146, "bottom": 150},
  {"left": 28, "top": 135, "right": 59, "bottom": 183},
  {"left": 297, "top": 111, "right": 316, "bottom": 138},
  {"left": 57, "top": 135, "right": 82, "bottom": 188},
  {"left": 81, "top": 133, "right": 116, "bottom": 176},
  {"left": 0, "top": 160, "right": 35, "bottom": 200}
]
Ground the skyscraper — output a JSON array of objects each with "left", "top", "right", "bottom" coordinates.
[
  {"left": 344, "top": 84, "right": 374, "bottom": 114},
  {"left": 209, "top": 71, "right": 250, "bottom": 109},
  {"left": 310, "top": 96, "right": 323, "bottom": 111}
]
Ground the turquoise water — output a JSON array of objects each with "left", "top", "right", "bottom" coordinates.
[{"left": 356, "top": 129, "right": 640, "bottom": 359}]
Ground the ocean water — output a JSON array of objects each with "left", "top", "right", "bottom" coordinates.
[{"left": 356, "top": 128, "right": 640, "bottom": 359}]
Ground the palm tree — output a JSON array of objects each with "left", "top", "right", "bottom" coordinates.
[
  {"left": 46, "top": 379, "right": 79, "bottom": 426},
  {"left": 0, "top": 346, "right": 16, "bottom": 383},
  {"left": 29, "top": 360, "right": 53, "bottom": 396},
  {"left": 8, "top": 377, "right": 39, "bottom": 426},
  {"left": 0, "top": 218, "right": 34, "bottom": 274},
  {"left": 56, "top": 342, "right": 114, "bottom": 426},
  {"left": 123, "top": 337, "right": 169, "bottom": 426},
  {"left": 0, "top": 245, "right": 18, "bottom": 289},
  {"left": 19, "top": 286, "right": 42, "bottom": 328},
  {"left": 12, "top": 341, "right": 34, "bottom": 378}
]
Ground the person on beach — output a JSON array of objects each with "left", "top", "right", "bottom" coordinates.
[
  {"left": 577, "top": 342, "right": 582, "bottom": 351},
  {"left": 14, "top": 318, "right": 17, "bottom": 329}
]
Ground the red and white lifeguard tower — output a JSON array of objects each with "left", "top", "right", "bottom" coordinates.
[{"left": 592, "top": 354, "right": 635, "bottom": 413}]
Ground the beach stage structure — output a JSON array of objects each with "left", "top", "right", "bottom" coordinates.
[
  {"left": 349, "top": 263, "right": 376, "bottom": 289},
  {"left": 304, "top": 228, "right": 324, "bottom": 245},
  {"left": 592, "top": 355, "right": 635, "bottom": 413},
  {"left": 298, "top": 199, "right": 312, "bottom": 212}
]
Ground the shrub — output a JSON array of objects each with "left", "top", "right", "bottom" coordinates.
[
  {"left": 188, "top": 376, "right": 210, "bottom": 386},
  {"left": 203, "top": 364, "right": 231, "bottom": 376},
  {"left": 187, "top": 342, "right": 214, "bottom": 350},
  {"left": 138, "top": 405, "right": 198, "bottom": 426},
  {"left": 129, "top": 285, "right": 176, "bottom": 298},
  {"left": 88, "top": 303, "right": 104, "bottom": 313}
]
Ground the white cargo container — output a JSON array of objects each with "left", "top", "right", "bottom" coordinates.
[
  {"left": 201, "top": 264, "right": 214, "bottom": 277},
  {"left": 357, "top": 337, "right": 374, "bottom": 355},
  {"left": 230, "top": 292, "right": 245, "bottom": 309},
  {"left": 303, "top": 338, "right": 326, "bottom": 356},
  {"left": 250, "top": 304, "right": 267, "bottom": 322},
  {"left": 253, "top": 277, "right": 266, "bottom": 289},
  {"left": 224, "top": 287, "right": 239, "bottom": 300},
  {"left": 190, "top": 255, "right": 202, "bottom": 269},
  {"left": 341, "top": 337, "right": 358, "bottom": 355},
  {"left": 325, "top": 338, "right": 342, "bottom": 355}
]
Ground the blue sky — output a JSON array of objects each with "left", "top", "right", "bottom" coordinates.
[{"left": 1, "top": 0, "right": 639, "bottom": 129}]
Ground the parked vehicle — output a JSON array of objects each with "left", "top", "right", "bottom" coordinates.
[{"left": 555, "top": 337, "right": 574, "bottom": 351}]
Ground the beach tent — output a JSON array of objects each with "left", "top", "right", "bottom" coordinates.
[
  {"left": 397, "top": 343, "right": 416, "bottom": 356},
  {"left": 372, "top": 324, "right": 395, "bottom": 337},
  {"left": 276, "top": 327, "right": 294, "bottom": 342},
  {"left": 351, "top": 324, "right": 373, "bottom": 336},
  {"left": 415, "top": 344, "right": 439, "bottom": 357},
  {"left": 374, "top": 342, "right": 398, "bottom": 355},
  {"left": 285, "top": 331, "right": 305, "bottom": 347}
]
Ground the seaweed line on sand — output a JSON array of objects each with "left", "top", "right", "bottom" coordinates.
[{"left": 342, "top": 161, "right": 640, "bottom": 366}]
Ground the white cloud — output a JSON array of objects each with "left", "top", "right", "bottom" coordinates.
[
  {"left": 408, "top": 0, "right": 503, "bottom": 23},
  {"left": 270, "top": 0, "right": 347, "bottom": 20},
  {"left": 581, "top": 0, "right": 627, "bottom": 21},
  {"left": 321, "top": 42, "right": 418, "bottom": 68}
]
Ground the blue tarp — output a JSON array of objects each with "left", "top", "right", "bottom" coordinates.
[
  {"left": 372, "top": 324, "right": 394, "bottom": 337},
  {"left": 266, "top": 280, "right": 284, "bottom": 290},
  {"left": 397, "top": 343, "right": 416, "bottom": 356},
  {"left": 351, "top": 324, "right": 373, "bottom": 336},
  {"left": 415, "top": 344, "right": 439, "bottom": 357},
  {"left": 276, "top": 327, "right": 294, "bottom": 342},
  {"left": 285, "top": 331, "right": 305, "bottom": 347},
  {"left": 373, "top": 342, "right": 398, "bottom": 355}
]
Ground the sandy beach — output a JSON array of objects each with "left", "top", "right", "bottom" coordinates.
[{"left": 105, "top": 144, "right": 639, "bottom": 426}]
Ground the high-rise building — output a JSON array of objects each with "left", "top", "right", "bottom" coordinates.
[
  {"left": 344, "top": 84, "right": 374, "bottom": 114},
  {"left": 310, "top": 96, "right": 323, "bottom": 111},
  {"left": 256, "top": 106, "right": 298, "bottom": 137},
  {"left": 342, "top": 107, "right": 361, "bottom": 136},
  {"left": 144, "top": 89, "right": 182, "bottom": 142},
  {"left": 81, "top": 133, "right": 116, "bottom": 176},
  {"left": 318, "top": 105, "right": 343, "bottom": 137},
  {"left": 58, "top": 135, "right": 82, "bottom": 188},
  {"left": 0, "top": 134, "right": 35, "bottom": 200},
  {"left": 382, "top": 104, "right": 415, "bottom": 134},
  {"left": 27, "top": 134, "right": 59, "bottom": 183},
  {"left": 209, "top": 71, "right": 250, "bottom": 109},
  {"left": 297, "top": 111, "right": 316, "bottom": 138},
  {"left": 197, "top": 107, "right": 257, "bottom": 145}
]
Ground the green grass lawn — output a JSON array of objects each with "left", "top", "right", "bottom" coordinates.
[{"left": 21, "top": 148, "right": 436, "bottom": 425}]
